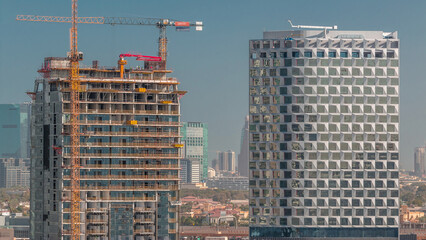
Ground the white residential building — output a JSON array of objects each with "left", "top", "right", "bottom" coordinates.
[{"left": 249, "top": 29, "right": 399, "bottom": 239}]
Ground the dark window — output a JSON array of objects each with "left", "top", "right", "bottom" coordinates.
[
  {"left": 304, "top": 51, "right": 312, "bottom": 58},
  {"left": 280, "top": 68, "right": 288, "bottom": 76},
  {"left": 284, "top": 171, "right": 292, "bottom": 178},
  {"left": 284, "top": 153, "right": 292, "bottom": 160}
]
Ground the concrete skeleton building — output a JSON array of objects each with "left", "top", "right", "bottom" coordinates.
[
  {"left": 181, "top": 122, "right": 208, "bottom": 180},
  {"left": 249, "top": 29, "right": 399, "bottom": 239},
  {"left": 414, "top": 146, "right": 426, "bottom": 177},
  {"left": 30, "top": 56, "right": 184, "bottom": 240}
]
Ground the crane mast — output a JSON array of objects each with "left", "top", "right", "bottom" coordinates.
[{"left": 70, "top": 0, "right": 81, "bottom": 239}]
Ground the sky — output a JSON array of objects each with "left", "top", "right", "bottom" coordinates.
[{"left": 0, "top": 0, "right": 425, "bottom": 169}]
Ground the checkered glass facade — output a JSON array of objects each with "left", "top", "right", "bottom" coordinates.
[{"left": 248, "top": 32, "right": 399, "bottom": 238}]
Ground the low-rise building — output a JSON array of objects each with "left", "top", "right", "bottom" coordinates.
[
  {"left": 208, "top": 209, "right": 238, "bottom": 225},
  {"left": 401, "top": 205, "right": 425, "bottom": 223},
  {"left": 0, "top": 228, "right": 14, "bottom": 240},
  {"left": 207, "top": 176, "right": 248, "bottom": 190}
]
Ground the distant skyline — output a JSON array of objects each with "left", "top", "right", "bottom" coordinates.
[{"left": 1, "top": 0, "right": 426, "bottom": 169}]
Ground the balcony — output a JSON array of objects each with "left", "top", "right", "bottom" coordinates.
[{"left": 62, "top": 184, "right": 178, "bottom": 191}]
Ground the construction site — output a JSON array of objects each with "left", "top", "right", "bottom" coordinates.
[{"left": 19, "top": 1, "right": 202, "bottom": 239}]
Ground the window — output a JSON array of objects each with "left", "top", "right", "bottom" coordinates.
[
  {"left": 280, "top": 52, "right": 288, "bottom": 58},
  {"left": 317, "top": 51, "right": 325, "bottom": 58},
  {"left": 292, "top": 51, "right": 299, "bottom": 58},
  {"left": 328, "top": 51, "right": 336, "bottom": 58},
  {"left": 280, "top": 68, "right": 288, "bottom": 76},
  {"left": 304, "top": 51, "right": 312, "bottom": 58},
  {"left": 352, "top": 51, "right": 360, "bottom": 58},
  {"left": 364, "top": 51, "right": 372, "bottom": 58},
  {"left": 341, "top": 51, "right": 348, "bottom": 58}
]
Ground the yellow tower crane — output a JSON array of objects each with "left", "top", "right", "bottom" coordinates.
[{"left": 17, "top": 8, "right": 202, "bottom": 240}]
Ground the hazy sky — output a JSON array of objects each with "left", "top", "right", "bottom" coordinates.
[{"left": 1, "top": 0, "right": 425, "bottom": 169}]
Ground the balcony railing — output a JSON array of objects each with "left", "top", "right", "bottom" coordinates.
[
  {"left": 63, "top": 185, "right": 178, "bottom": 191},
  {"left": 62, "top": 152, "right": 181, "bottom": 158},
  {"left": 63, "top": 174, "right": 179, "bottom": 180},
  {"left": 134, "top": 229, "right": 154, "bottom": 234},
  {"left": 63, "top": 109, "right": 179, "bottom": 115},
  {"left": 85, "top": 196, "right": 157, "bottom": 201},
  {"left": 134, "top": 207, "right": 155, "bottom": 212},
  {"left": 86, "top": 229, "right": 108, "bottom": 235},
  {"left": 64, "top": 142, "right": 179, "bottom": 148},
  {"left": 62, "top": 131, "right": 180, "bottom": 138},
  {"left": 134, "top": 218, "right": 154, "bottom": 223},
  {"left": 73, "top": 164, "right": 179, "bottom": 169},
  {"left": 63, "top": 120, "right": 181, "bottom": 126},
  {"left": 86, "top": 218, "right": 108, "bottom": 224}
]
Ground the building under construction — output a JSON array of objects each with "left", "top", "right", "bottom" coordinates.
[{"left": 30, "top": 56, "right": 185, "bottom": 239}]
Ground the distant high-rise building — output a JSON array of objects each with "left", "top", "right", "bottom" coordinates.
[
  {"left": 217, "top": 150, "right": 236, "bottom": 172},
  {"left": 238, "top": 115, "right": 249, "bottom": 177},
  {"left": 249, "top": 29, "right": 399, "bottom": 239},
  {"left": 0, "top": 103, "right": 31, "bottom": 158},
  {"left": 182, "top": 122, "right": 208, "bottom": 179},
  {"left": 180, "top": 158, "right": 201, "bottom": 184},
  {"left": 207, "top": 167, "right": 216, "bottom": 178},
  {"left": 414, "top": 147, "right": 426, "bottom": 177},
  {"left": 211, "top": 159, "right": 219, "bottom": 172},
  {"left": 0, "top": 158, "right": 30, "bottom": 188}
]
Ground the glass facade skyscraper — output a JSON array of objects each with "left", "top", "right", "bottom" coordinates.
[
  {"left": 0, "top": 103, "right": 31, "bottom": 158},
  {"left": 182, "top": 122, "right": 208, "bottom": 180},
  {"left": 249, "top": 29, "right": 399, "bottom": 239}
]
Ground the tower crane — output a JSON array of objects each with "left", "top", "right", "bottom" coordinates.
[
  {"left": 17, "top": 15, "right": 203, "bottom": 69},
  {"left": 17, "top": 9, "right": 202, "bottom": 240}
]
